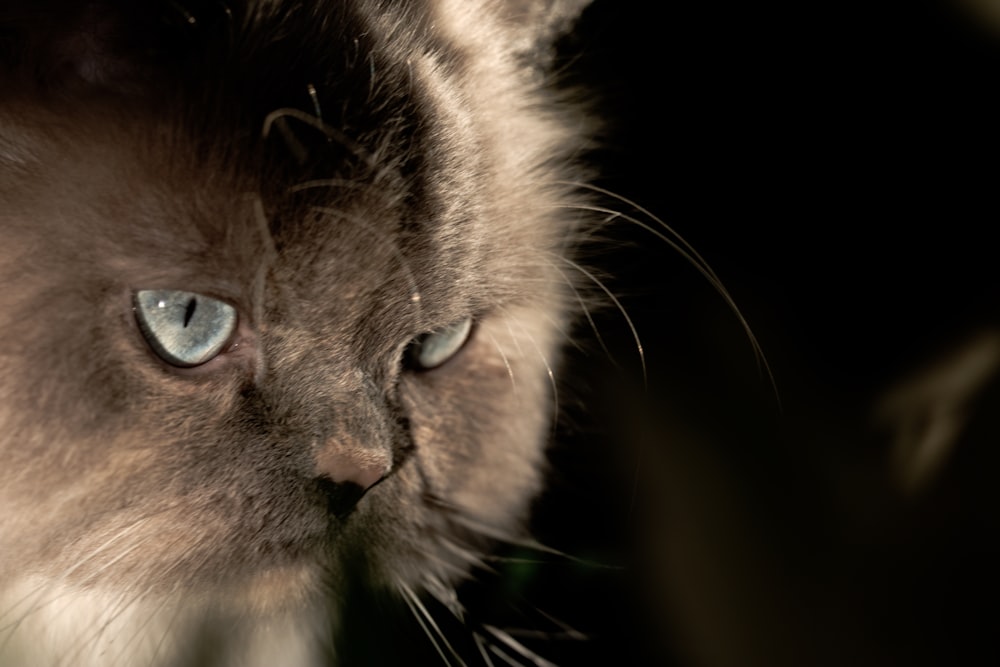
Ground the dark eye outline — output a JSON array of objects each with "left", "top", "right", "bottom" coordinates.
[
  {"left": 133, "top": 289, "right": 239, "bottom": 368},
  {"left": 405, "top": 317, "right": 474, "bottom": 371}
]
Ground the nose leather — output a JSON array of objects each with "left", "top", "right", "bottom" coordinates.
[
  {"left": 314, "top": 439, "right": 391, "bottom": 518},
  {"left": 315, "top": 447, "right": 388, "bottom": 491}
]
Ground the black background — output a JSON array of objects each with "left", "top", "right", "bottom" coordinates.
[{"left": 530, "top": 1, "right": 1000, "bottom": 666}]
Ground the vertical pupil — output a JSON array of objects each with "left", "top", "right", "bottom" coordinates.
[{"left": 183, "top": 297, "right": 198, "bottom": 328}]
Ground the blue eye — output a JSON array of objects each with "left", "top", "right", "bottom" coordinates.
[
  {"left": 133, "top": 290, "right": 238, "bottom": 367},
  {"left": 408, "top": 317, "right": 473, "bottom": 370}
]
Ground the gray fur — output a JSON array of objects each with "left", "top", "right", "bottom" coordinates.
[{"left": 0, "top": 1, "right": 592, "bottom": 664}]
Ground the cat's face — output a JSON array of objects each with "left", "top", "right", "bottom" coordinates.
[{"left": 0, "top": 0, "right": 589, "bottom": 661}]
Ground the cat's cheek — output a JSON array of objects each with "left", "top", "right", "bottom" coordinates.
[{"left": 396, "top": 311, "right": 554, "bottom": 528}]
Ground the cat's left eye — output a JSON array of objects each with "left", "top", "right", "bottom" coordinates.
[
  {"left": 407, "top": 317, "right": 473, "bottom": 370},
  {"left": 133, "top": 290, "right": 238, "bottom": 367}
]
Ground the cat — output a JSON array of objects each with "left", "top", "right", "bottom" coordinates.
[{"left": 0, "top": 1, "right": 597, "bottom": 665}]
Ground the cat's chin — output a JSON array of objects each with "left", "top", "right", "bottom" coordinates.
[
  {"left": 0, "top": 569, "right": 333, "bottom": 667},
  {"left": 218, "top": 559, "right": 329, "bottom": 616}
]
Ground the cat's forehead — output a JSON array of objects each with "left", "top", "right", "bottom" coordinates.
[
  {"left": 1, "top": 0, "right": 575, "bottom": 316},
  {"left": 0, "top": 108, "right": 437, "bottom": 301}
]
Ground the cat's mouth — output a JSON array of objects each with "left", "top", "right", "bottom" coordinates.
[
  {"left": 316, "top": 473, "right": 387, "bottom": 520},
  {"left": 313, "top": 441, "right": 392, "bottom": 519}
]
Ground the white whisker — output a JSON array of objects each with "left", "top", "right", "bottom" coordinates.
[
  {"left": 398, "top": 581, "right": 465, "bottom": 667},
  {"left": 421, "top": 541, "right": 482, "bottom": 579},
  {"left": 555, "top": 191, "right": 780, "bottom": 403},
  {"left": 473, "top": 633, "right": 498, "bottom": 667},
  {"left": 484, "top": 624, "right": 557, "bottom": 667},
  {"left": 557, "top": 256, "right": 646, "bottom": 389},
  {"left": 486, "top": 643, "right": 525, "bottom": 667},
  {"left": 483, "top": 329, "right": 518, "bottom": 395},
  {"left": 560, "top": 180, "right": 726, "bottom": 285},
  {"left": 543, "top": 258, "right": 612, "bottom": 359},
  {"left": 533, "top": 607, "right": 588, "bottom": 642},
  {"left": 436, "top": 538, "right": 493, "bottom": 574},
  {"left": 445, "top": 512, "right": 619, "bottom": 571},
  {"left": 500, "top": 314, "right": 559, "bottom": 439},
  {"left": 422, "top": 574, "right": 465, "bottom": 623}
]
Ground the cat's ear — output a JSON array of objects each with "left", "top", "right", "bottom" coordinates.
[{"left": 497, "top": 0, "right": 593, "bottom": 63}]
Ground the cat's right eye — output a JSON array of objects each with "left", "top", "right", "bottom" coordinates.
[
  {"left": 133, "top": 290, "right": 238, "bottom": 367},
  {"left": 406, "top": 317, "right": 473, "bottom": 371}
]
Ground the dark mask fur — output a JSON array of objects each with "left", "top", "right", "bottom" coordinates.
[{"left": 0, "top": 1, "right": 593, "bottom": 664}]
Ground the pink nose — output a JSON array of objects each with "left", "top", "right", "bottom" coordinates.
[
  {"left": 317, "top": 449, "right": 388, "bottom": 492},
  {"left": 314, "top": 443, "right": 391, "bottom": 518}
]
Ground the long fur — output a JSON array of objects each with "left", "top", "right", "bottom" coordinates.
[{"left": 0, "top": 1, "right": 594, "bottom": 664}]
